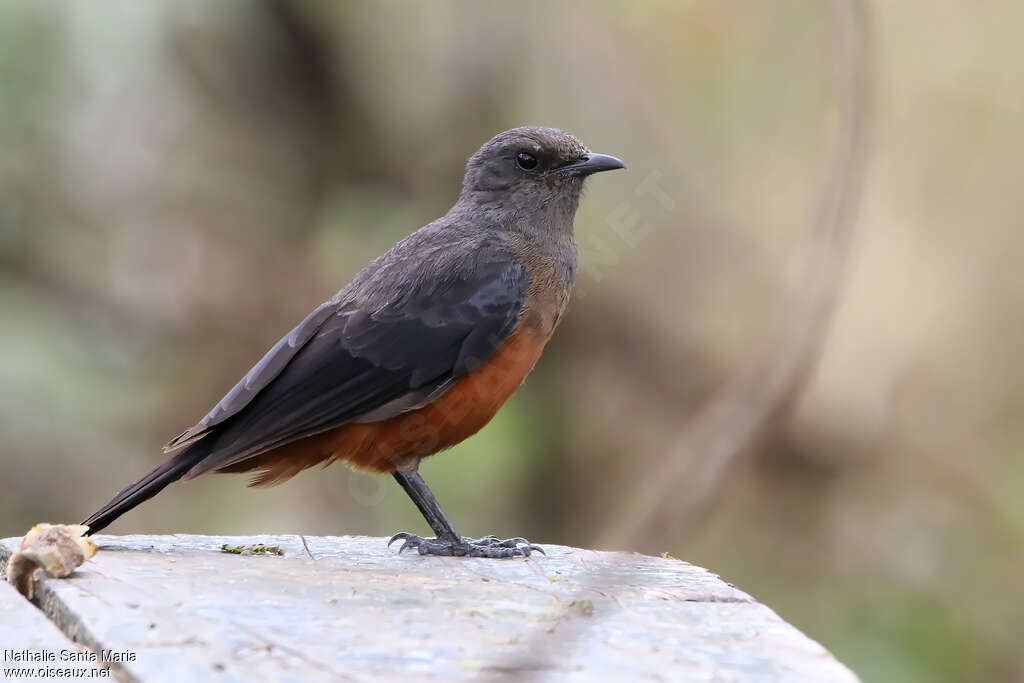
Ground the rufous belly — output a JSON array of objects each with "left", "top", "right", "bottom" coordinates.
[{"left": 219, "top": 325, "right": 550, "bottom": 486}]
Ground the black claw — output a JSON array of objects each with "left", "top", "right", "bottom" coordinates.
[
  {"left": 385, "top": 532, "right": 543, "bottom": 559},
  {"left": 503, "top": 537, "right": 530, "bottom": 547},
  {"left": 388, "top": 532, "right": 413, "bottom": 548}
]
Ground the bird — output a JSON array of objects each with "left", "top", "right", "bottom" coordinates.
[{"left": 81, "top": 126, "right": 625, "bottom": 558}]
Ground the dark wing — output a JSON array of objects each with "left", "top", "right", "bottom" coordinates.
[
  {"left": 175, "top": 258, "right": 529, "bottom": 479},
  {"left": 164, "top": 301, "right": 339, "bottom": 451}
]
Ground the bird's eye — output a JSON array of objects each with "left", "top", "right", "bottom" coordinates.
[{"left": 515, "top": 152, "right": 538, "bottom": 170}]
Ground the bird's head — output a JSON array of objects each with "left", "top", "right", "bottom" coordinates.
[{"left": 457, "top": 126, "right": 625, "bottom": 223}]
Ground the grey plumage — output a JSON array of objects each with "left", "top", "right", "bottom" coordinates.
[{"left": 82, "top": 126, "right": 623, "bottom": 535}]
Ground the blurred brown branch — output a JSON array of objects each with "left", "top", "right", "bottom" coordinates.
[
  {"left": 598, "top": 0, "right": 873, "bottom": 550},
  {"left": 490, "top": 0, "right": 873, "bottom": 677}
]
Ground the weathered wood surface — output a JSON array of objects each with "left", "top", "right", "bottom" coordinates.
[
  {"left": 1, "top": 535, "right": 858, "bottom": 682},
  {"left": 1, "top": 580, "right": 98, "bottom": 679}
]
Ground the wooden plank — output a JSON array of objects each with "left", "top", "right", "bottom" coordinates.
[
  {"left": 1, "top": 535, "right": 858, "bottom": 682},
  {"left": 0, "top": 580, "right": 107, "bottom": 681}
]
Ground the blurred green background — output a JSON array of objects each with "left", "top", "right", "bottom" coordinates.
[{"left": 2, "top": 2, "right": 1022, "bottom": 681}]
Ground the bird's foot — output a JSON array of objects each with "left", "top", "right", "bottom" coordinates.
[{"left": 388, "top": 532, "right": 544, "bottom": 558}]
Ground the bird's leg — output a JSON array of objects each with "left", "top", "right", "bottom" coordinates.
[
  {"left": 390, "top": 468, "right": 461, "bottom": 543},
  {"left": 388, "top": 468, "right": 543, "bottom": 559}
]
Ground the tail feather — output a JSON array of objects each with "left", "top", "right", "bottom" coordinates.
[{"left": 81, "top": 444, "right": 210, "bottom": 535}]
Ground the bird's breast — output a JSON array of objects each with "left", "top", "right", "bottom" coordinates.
[
  {"left": 332, "top": 324, "right": 552, "bottom": 472},
  {"left": 507, "top": 234, "right": 576, "bottom": 336},
  {"left": 524, "top": 256, "right": 575, "bottom": 334}
]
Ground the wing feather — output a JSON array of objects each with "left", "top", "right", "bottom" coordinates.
[
  {"left": 170, "top": 257, "right": 529, "bottom": 479},
  {"left": 163, "top": 300, "right": 340, "bottom": 451}
]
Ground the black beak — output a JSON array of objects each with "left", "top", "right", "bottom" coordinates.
[{"left": 560, "top": 153, "right": 626, "bottom": 176}]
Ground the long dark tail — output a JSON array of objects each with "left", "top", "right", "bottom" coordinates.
[{"left": 81, "top": 444, "right": 210, "bottom": 535}]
